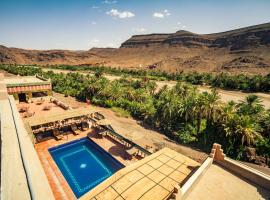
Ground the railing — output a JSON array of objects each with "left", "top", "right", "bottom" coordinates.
[{"left": 99, "top": 124, "right": 152, "bottom": 156}]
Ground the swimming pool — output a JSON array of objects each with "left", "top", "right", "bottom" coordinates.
[{"left": 49, "top": 137, "right": 124, "bottom": 198}]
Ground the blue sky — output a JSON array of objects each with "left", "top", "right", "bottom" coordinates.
[{"left": 0, "top": 0, "right": 269, "bottom": 50}]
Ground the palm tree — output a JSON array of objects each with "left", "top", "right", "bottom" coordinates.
[
  {"left": 99, "top": 81, "right": 123, "bottom": 101},
  {"left": 222, "top": 113, "right": 262, "bottom": 146},
  {"left": 220, "top": 100, "right": 236, "bottom": 123},
  {"left": 202, "top": 89, "right": 221, "bottom": 122},
  {"left": 237, "top": 95, "right": 264, "bottom": 115},
  {"left": 235, "top": 115, "right": 262, "bottom": 146}
]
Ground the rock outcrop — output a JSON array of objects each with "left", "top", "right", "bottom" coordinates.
[
  {"left": 121, "top": 23, "right": 270, "bottom": 50},
  {"left": 1, "top": 23, "right": 270, "bottom": 75}
]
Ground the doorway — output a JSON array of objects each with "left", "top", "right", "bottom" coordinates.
[{"left": 18, "top": 93, "right": 27, "bottom": 102}]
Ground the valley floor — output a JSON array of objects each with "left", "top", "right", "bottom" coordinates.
[{"left": 43, "top": 68, "right": 270, "bottom": 109}]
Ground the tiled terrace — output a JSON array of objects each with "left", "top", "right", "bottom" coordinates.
[
  {"left": 35, "top": 129, "right": 141, "bottom": 200},
  {"left": 80, "top": 148, "right": 200, "bottom": 200}
]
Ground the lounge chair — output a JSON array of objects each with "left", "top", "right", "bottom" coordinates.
[
  {"left": 81, "top": 121, "right": 89, "bottom": 131},
  {"left": 52, "top": 129, "right": 64, "bottom": 140},
  {"left": 93, "top": 112, "right": 105, "bottom": 120},
  {"left": 70, "top": 124, "right": 80, "bottom": 135}
]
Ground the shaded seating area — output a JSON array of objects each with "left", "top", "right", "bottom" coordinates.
[
  {"left": 27, "top": 106, "right": 152, "bottom": 159},
  {"left": 25, "top": 108, "right": 97, "bottom": 143}
]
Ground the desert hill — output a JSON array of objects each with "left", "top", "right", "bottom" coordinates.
[{"left": 1, "top": 23, "right": 270, "bottom": 75}]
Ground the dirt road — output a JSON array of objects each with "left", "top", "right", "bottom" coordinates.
[{"left": 42, "top": 68, "right": 270, "bottom": 109}]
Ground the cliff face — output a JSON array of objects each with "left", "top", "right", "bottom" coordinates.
[
  {"left": 121, "top": 23, "right": 270, "bottom": 50},
  {"left": 1, "top": 23, "right": 270, "bottom": 75}
]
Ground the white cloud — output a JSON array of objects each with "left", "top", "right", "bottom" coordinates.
[
  {"left": 164, "top": 9, "right": 171, "bottom": 16},
  {"left": 172, "top": 23, "right": 187, "bottom": 30},
  {"left": 91, "top": 21, "right": 97, "bottom": 25},
  {"left": 102, "top": 0, "right": 117, "bottom": 4},
  {"left": 106, "top": 9, "right": 135, "bottom": 19},
  {"left": 153, "top": 10, "right": 171, "bottom": 18},
  {"left": 153, "top": 12, "right": 164, "bottom": 18},
  {"left": 92, "top": 6, "right": 99, "bottom": 9},
  {"left": 132, "top": 28, "right": 146, "bottom": 33},
  {"left": 90, "top": 39, "right": 100, "bottom": 45}
]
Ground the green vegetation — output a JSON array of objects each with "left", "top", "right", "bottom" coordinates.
[
  {"left": 45, "top": 64, "right": 270, "bottom": 93},
  {"left": 3, "top": 64, "right": 270, "bottom": 92},
  {"left": 1, "top": 64, "right": 270, "bottom": 165}
]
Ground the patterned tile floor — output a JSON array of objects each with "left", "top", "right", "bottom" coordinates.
[
  {"left": 81, "top": 148, "right": 200, "bottom": 200},
  {"left": 35, "top": 129, "right": 140, "bottom": 200}
]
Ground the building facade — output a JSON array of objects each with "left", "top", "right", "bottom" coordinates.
[{"left": 4, "top": 75, "right": 52, "bottom": 102}]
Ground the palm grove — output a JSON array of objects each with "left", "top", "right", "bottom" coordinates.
[{"left": 1, "top": 65, "right": 269, "bottom": 165}]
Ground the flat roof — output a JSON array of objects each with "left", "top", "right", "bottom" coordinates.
[
  {"left": 80, "top": 148, "right": 200, "bottom": 200},
  {"left": 4, "top": 75, "right": 50, "bottom": 86},
  {"left": 24, "top": 107, "right": 96, "bottom": 127},
  {"left": 186, "top": 163, "right": 270, "bottom": 200}
]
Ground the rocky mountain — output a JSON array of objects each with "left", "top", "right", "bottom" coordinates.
[
  {"left": 1, "top": 23, "right": 270, "bottom": 75},
  {"left": 121, "top": 23, "right": 270, "bottom": 49}
]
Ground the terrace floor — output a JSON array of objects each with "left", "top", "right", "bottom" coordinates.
[
  {"left": 35, "top": 129, "right": 141, "bottom": 200},
  {"left": 80, "top": 148, "right": 201, "bottom": 200},
  {"left": 17, "top": 98, "right": 65, "bottom": 119},
  {"left": 186, "top": 163, "right": 270, "bottom": 200}
]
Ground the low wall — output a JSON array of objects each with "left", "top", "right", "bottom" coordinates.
[
  {"left": 0, "top": 75, "right": 54, "bottom": 200},
  {"left": 172, "top": 143, "right": 270, "bottom": 200},
  {"left": 1, "top": 96, "right": 31, "bottom": 200},
  {"left": 172, "top": 157, "right": 213, "bottom": 200},
  {"left": 216, "top": 157, "right": 270, "bottom": 191}
]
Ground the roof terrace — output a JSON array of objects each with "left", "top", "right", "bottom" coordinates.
[{"left": 4, "top": 75, "right": 51, "bottom": 87}]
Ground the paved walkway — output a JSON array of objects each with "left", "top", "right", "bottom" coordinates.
[{"left": 187, "top": 163, "right": 270, "bottom": 200}]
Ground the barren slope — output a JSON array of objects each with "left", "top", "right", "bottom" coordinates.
[{"left": 1, "top": 23, "right": 270, "bottom": 75}]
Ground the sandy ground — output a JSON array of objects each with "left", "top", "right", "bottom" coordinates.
[
  {"left": 0, "top": 69, "right": 17, "bottom": 77},
  {"left": 43, "top": 68, "right": 270, "bottom": 109}
]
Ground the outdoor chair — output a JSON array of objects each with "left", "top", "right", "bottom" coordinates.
[
  {"left": 70, "top": 124, "right": 80, "bottom": 135},
  {"left": 43, "top": 105, "right": 52, "bottom": 111},
  {"left": 81, "top": 121, "right": 89, "bottom": 131},
  {"left": 52, "top": 129, "right": 64, "bottom": 140}
]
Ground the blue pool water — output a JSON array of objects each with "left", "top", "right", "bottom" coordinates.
[{"left": 49, "top": 137, "right": 124, "bottom": 198}]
